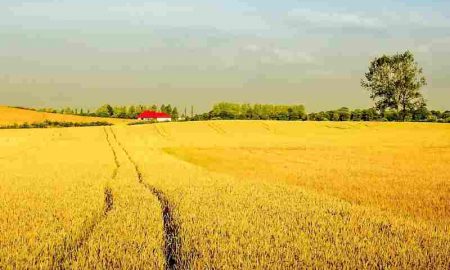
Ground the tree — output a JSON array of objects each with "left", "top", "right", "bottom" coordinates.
[
  {"left": 96, "top": 104, "right": 114, "bottom": 117},
  {"left": 171, "top": 107, "right": 179, "bottom": 121},
  {"left": 361, "top": 108, "right": 377, "bottom": 121},
  {"left": 113, "top": 106, "right": 127, "bottom": 118},
  {"left": 337, "top": 107, "right": 351, "bottom": 121},
  {"left": 63, "top": 107, "right": 73, "bottom": 114},
  {"left": 241, "top": 104, "right": 252, "bottom": 119},
  {"left": 288, "top": 105, "right": 306, "bottom": 120},
  {"left": 412, "top": 105, "right": 429, "bottom": 122},
  {"left": 351, "top": 109, "right": 362, "bottom": 121},
  {"left": 361, "top": 51, "right": 427, "bottom": 121},
  {"left": 165, "top": 104, "right": 172, "bottom": 115},
  {"left": 128, "top": 105, "right": 136, "bottom": 118},
  {"left": 443, "top": 111, "right": 450, "bottom": 123}
]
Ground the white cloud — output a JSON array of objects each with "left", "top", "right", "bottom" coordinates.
[
  {"left": 379, "top": 10, "right": 450, "bottom": 28},
  {"left": 107, "top": 2, "right": 269, "bottom": 32},
  {"left": 243, "top": 44, "right": 262, "bottom": 52},
  {"left": 3, "top": 2, "right": 269, "bottom": 32},
  {"left": 416, "top": 37, "right": 450, "bottom": 54},
  {"left": 287, "top": 8, "right": 383, "bottom": 29},
  {"left": 287, "top": 8, "right": 450, "bottom": 29},
  {"left": 243, "top": 45, "right": 314, "bottom": 64},
  {"left": 272, "top": 48, "right": 314, "bottom": 63},
  {"left": 107, "top": 3, "right": 194, "bottom": 17}
]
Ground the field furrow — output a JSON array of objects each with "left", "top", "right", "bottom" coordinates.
[
  {"left": 207, "top": 122, "right": 227, "bottom": 134},
  {"left": 71, "top": 127, "right": 165, "bottom": 269},
  {"left": 55, "top": 129, "right": 119, "bottom": 268},
  {"left": 109, "top": 127, "right": 182, "bottom": 270},
  {"left": 55, "top": 187, "right": 114, "bottom": 269}
]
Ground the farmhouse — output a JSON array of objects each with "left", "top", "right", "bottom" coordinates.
[{"left": 137, "top": 111, "right": 172, "bottom": 122}]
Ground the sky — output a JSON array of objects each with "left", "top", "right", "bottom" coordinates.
[{"left": 1, "top": 0, "right": 449, "bottom": 112}]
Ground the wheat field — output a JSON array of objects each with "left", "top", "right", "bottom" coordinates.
[
  {"left": 0, "top": 106, "right": 129, "bottom": 125},
  {"left": 0, "top": 127, "right": 164, "bottom": 269},
  {"left": 0, "top": 120, "right": 449, "bottom": 269}
]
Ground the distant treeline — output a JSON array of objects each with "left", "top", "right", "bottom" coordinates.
[
  {"left": 190, "top": 102, "right": 307, "bottom": 121},
  {"left": 185, "top": 103, "right": 450, "bottom": 123},
  {"left": 307, "top": 107, "right": 450, "bottom": 123},
  {"left": 0, "top": 120, "right": 112, "bottom": 129},
  {"left": 25, "top": 102, "right": 450, "bottom": 123},
  {"left": 34, "top": 104, "right": 180, "bottom": 120}
]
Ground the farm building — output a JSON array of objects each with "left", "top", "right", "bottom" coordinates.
[{"left": 137, "top": 111, "right": 172, "bottom": 122}]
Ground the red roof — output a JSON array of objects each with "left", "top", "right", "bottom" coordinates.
[{"left": 137, "top": 110, "right": 171, "bottom": 119}]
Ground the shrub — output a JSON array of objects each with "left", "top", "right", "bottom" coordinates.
[{"left": 0, "top": 121, "right": 112, "bottom": 129}]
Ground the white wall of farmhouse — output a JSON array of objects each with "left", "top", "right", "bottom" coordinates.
[
  {"left": 157, "top": 118, "right": 172, "bottom": 122},
  {"left": 138, "top": 117, "right": 172, "bottom": 122}
]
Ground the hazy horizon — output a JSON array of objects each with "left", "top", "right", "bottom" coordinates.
[{"left": 1, "top": 0, "right": 449, "bottom": 113}]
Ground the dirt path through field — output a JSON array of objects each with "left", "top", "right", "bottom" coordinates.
[{"left": 109, "top": 127, "right": 182, "bottom": 270}]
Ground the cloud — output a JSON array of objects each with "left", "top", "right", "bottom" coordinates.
[
  {"left": 287, "top": 8, "right": 383, "bottom": 29},
  {"left": 272, "top": 48, "right": 314, "bottom": 63},
  {"left": 107, "top": 3, "right": 195, "bottom": 17},
  {"left": 286, "top": 7, "right": 450, "bottom": 30},
  {"left": 3, "top": 1, "right": 269, "bottom": 32},
  {"left": 243, "top": 44, "right": 262, "bottom": 52},
  {"left": 379, "top": 10, "right": 450, "bottom": 28},
  {"left": 107, "top": 2, "right": 269, "bottom": 31},
  {"left": 416, "top": 37, "right": 450, "bottom": 54},
  {"left": 243, "top": 45, "right": 314, "bottom": 64}
]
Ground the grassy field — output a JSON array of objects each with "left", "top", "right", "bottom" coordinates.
[
  {"left": 0, "top": 106, "right": 130, "bottom": 125},
  {"left": 0, "top": 121, "right": 449, "bottom": 268}
]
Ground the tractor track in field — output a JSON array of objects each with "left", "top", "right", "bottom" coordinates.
[
  {"left": 49, "top": 187, "right": 114, "bottom": 269},
  {"left": 207, "top": 122, "right": 226, "bottom": 135},
  {"left": 109, "top": 127, "right": 182, "bottom": 270},
  {"left": 154, "top": 124, "right": 170, "bottom": 139},
  {"left": 261, "top": 121, "right": 277, "bottom": 134},
  {"left": 261, "top": 122, "right": 272, "bottom": 132},
  {"left": 104, "top": 127, "right": 120, "bottom": 179},
  {"left": 44, "top": 129, "right": 117, "bottom": 269}
]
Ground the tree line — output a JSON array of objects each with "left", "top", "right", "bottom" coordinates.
[
  {"left": 0, "top": 120, "right": 112, "bottom": 129},
  {"left": 307, "top": 107, "right": 449, "bottom": 122},
  {"left": 36, "top": 104, "right": 180, "bottom": 120},
  {"left": 187, "top": 103, "right": 448, "bottom": 122},
  {"left": 187, "top": 103, "right": 307, "bottom": 121},
  {"left": 31, "top": 101, "right": 449, "bottom": 123}
]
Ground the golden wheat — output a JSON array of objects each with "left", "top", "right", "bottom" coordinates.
[
  {"left": 0, "top": 127, "right": 164, "bottom": 269},
  {"left": 161, "top": 121, "right": 450, "bottom": 226},
  {"left": 0, "top": 106, "right": 129, "bottom": 125},
  {"left": 0, "top": 128, "right": 111, "bottom": 268},
  {"left": 0, "top": 121, "right": 449, "bottom": 269},
  {"left": 114, "top": 121, "right": 450, "bottom": 269},
  {"left": 68, "top": 128, "right": 165, "bottom": 269}
]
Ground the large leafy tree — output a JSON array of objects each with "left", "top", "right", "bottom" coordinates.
[{"left": 361, "top": 51, "right": 427, "bottom": 120}]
